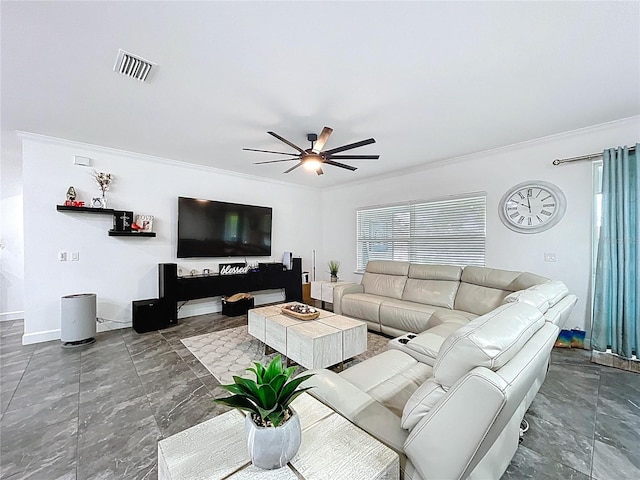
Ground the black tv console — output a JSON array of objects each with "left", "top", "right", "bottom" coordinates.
[{"left": 158, "top": 259, "right": 303, "bottom": 323}]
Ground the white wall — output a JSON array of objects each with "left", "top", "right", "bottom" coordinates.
[
  {"left": 320, "top": 117, "right": 640, "bottom": 337},
  {"left": 21, "top": 134, "right": 322, "bottom": 344},
  {"left": 0, "top": 194, "right": 25, "bottom": 321},
  {"left": 0, "top": 147, "right": 25, "bottom": 321}
]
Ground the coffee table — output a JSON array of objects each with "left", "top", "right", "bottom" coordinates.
[
  {"left": 158, "top": 393, "right": 399, "bottom": 480},
  {"left": 247, "top": 304, "right": 367, "bottom": 370}
]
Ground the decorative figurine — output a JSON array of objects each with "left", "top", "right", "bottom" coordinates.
[
  {"left": 66, "top": 186, "right": 76, "bottom": 201},
  {"left": 64, "top": 186, "right": 84, "bottom": 207}
]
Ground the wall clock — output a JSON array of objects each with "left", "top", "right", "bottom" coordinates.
[{"left": 498, "top": 181, "right": 566, "bottom": 233}]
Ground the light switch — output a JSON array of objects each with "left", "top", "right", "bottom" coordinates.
[
  {"left": 71, "top": 252, "right": 80, "bottom": 261},
  {"left": 544, "top": 253, "right": 557, "bottom": 262},
  {"left": 58, "top": 251, "right": 67, "bottom": 261}
]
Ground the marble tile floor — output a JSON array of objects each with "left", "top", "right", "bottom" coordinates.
[{"left": 1, "top": 314, "right": 639, "bottom": 480}]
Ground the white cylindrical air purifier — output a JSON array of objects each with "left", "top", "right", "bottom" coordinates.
[{"left": 61, "top": 293, "right": 97, "bottom": 348}]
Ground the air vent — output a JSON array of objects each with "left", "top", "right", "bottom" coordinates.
[{"left": 113, "top": 49, "right": 156, "bottom": 82}]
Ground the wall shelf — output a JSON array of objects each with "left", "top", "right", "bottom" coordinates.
[
  {"left": 56, "top": 205, "right": 156, "bottom": 238},
  {"left": 56, "top": 205, "right": 114, "bottom": 214},
  {"left": 108, "top": 230, "right": 156, "bottom": 237}
]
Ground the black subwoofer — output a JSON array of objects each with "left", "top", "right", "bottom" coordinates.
[{"left": 132, "top": 298, "right": 167, "bottom": 333}]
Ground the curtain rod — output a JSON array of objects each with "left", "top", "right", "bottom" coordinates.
[{"left": 553, "top": 145, "right": 637, "bottom": 165}]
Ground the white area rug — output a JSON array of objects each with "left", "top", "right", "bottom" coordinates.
[{"left": 181, "top": 325, "right": 389, "bottom": 385}]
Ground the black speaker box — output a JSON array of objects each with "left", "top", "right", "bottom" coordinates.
[
  {"left": 132, "top": 298, "right": 167, "bottom": 333},
  {"left": 159, "top": 263, "right": 178, "bottom": 325}
]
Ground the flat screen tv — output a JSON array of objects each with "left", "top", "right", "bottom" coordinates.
[{"left": 177, "top": 197, "right": 272, "bottom": 258}]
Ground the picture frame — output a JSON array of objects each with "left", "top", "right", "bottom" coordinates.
[{"left": 135, "top": 214, "right": 154, "bottom": 233}]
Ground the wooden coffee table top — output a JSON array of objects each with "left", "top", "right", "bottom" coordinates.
[{"left": 158, "top": 393, "right": 399, "bottom": 480}]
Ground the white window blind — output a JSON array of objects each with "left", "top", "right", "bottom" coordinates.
[{"left": 356, "top": 194, "right": 486, "bottom": 271}]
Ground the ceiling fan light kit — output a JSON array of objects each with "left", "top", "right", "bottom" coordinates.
[{"left": 244, "top": 127, "right": 379, "bottom": 175}]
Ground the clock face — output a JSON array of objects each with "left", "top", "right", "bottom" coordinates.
[{"left": 499, "top": 181, "right": 566, "bottom": 233}]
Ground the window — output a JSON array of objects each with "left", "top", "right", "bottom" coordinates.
[{"left": 356, "top": 194, "right": 486, "bottom": 272}]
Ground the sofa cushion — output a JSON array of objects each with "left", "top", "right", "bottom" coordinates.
[
  {"left": 401, "top": 378, "right": 447, "bottom": 430},
  {"left": 361, "top": 261, "right": 410, "bottom": 299},
  {"left": 502, "top": 289, "right": 550, "bottom": 313},
  {"left": 433, "top": 302, "right": 545, "bottom": 388},
  {"left": 461, "top": 266, "right": 549, "bottom": 291},
  {"left": 341, "top": 293, "right": 386, "bottom": 324},
  {"left": 340, "top": 349, "right": 433, "bottom": 417},
  {"left": 366, "top": 260, "right": 411, "bottom": 276},
  {"left": 403, "top": 322, "right": 463, "bottom": 366},
  {"left": 454, "top": 266, "right": 549, "bottom": 316},
  {"left": 535, "top": 281, "right": 569, "bottom": 307},
  {"left": 431, "top": 309, "right": 477, "bottom": 326},
  {"left": 378, "top": 299, "right": 440, "bottom": 333},
  {"left": 401, "top": 264, "right": 463, "bottom": 309},
  {"left": 362, "top": 273, "right": 408, "bottom": 299}
]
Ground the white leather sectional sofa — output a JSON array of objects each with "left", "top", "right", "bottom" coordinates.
[
  {"left": 303, "top": 261, "right": 578, "bottom": 479},
  {"left": 333, "top": 260, "right": 577, "bottom": 366}
]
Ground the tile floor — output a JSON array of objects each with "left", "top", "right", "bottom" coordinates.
[{"left": 1, "top": 313, "right": 639, "bottom": 479}]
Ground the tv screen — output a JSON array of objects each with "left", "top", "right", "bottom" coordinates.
[{"left": 177, "top": 197, "right": 272, "bottom": 258}]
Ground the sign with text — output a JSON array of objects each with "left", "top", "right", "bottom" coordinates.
[{"left": 219, "top": 263, "right": 250, "bottom": 275}]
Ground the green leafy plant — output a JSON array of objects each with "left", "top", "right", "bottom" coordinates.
[
  {"left": 328, "top": 260, "right": 340, "bottom": 277},
  {"left": 214, "top": 355, "right": 314, "bottom": 427}
]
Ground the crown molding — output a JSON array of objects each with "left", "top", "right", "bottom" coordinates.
[
  {"left": 15, "top": 131, "right": 322, "bottom": 192},
  {"left": 323, "top": 115, "right": 640, "bottom": 192}
]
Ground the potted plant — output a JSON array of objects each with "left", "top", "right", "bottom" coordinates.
[
  {"left": 328, "top": 260, "right": 340, "bottom": 282},
  {"left": 214, "top": 355, "right": 314, "bottom": 470}
]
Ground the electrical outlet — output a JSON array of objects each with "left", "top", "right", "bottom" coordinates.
[
  {"left": 58, "top": 251, "right": 67, "bottom": 261},
  {"left": 544, "top": 252, "right": 557, "bottom": 262},
  {"left": 71, "top": 252, "right": 80, "bottom": 261}
]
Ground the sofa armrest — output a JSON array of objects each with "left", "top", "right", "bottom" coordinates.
[
  {"left": 304, "top": 368, "right": 408, "bottom": 452},
  {"left": 544, "top": 294, "right": 578, "bottom": 328},
  {"left": 331, "top": 283, "right": 364, "bottom": 315},
  {"left": 404, "top": 367, "right": 507, "bottom": 480}
]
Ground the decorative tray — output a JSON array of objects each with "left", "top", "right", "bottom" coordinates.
[{"left": 280, "top": 304, "right": 320, "bottom": 321}]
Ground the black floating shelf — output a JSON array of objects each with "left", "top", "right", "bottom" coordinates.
[
  {"left": 57, "top": 204, "right": 156, "bottom": 239},
  {"left": 108, "top": 230, "right": 156, "bottom": 237},
  {"left": 56, "top": 205, "right": 115, "bottom": 214}
]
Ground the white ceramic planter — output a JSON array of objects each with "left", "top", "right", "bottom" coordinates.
[{"left": 244, "top": 409, "right": 302, "bottom": 470}]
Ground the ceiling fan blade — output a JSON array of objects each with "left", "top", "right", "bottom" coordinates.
[
  {"left": 326, "top": 154, "right": 380, "bottom": 160},
  {"left": 283, "top": 162, "right": 303, "bottom": 173},
  {"left": 312, "top": 127, "right": 333, "bottom": 153},
  {"left": 322, "top": 138, "right": 376, "bottom": 155},
  {"left": 323, "top": 159, "right": 357, "bottom": 171},
  {"left": 243, "top": 148, "right": 299, "bottom": 156},
  {"left": 267, "top": 131, "right": 305, "bottom": 153},
  {"left": 254, "top": 158, "right": 300, "bottom": 164},
  {"left": 316, "top": 167, "right": 324, "bottom": 175}
]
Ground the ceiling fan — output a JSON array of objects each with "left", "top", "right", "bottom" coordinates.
[{"left": 243, "top": 127, "right": 379, "bottom": 175}]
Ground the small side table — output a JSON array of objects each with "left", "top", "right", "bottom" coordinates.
[{"left": 310, "top": 280, "right": 348, "bottom": 309}]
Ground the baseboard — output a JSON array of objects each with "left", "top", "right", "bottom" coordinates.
[
  {"left": 97, "top": 321, "right": 131, "bottom": 332},
  {"left": 591, "top": 350, "right": 640, "bottom": 373},
  {"left": 22, "top": 329, "right": 60, "bottom": 345},
  {"left": 0, "top": 310, "right": 25, "bottom": 322}
]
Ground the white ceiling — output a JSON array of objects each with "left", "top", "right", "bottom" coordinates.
[{"left": 2, "top": 1, "right": 639, "bottom": 188}]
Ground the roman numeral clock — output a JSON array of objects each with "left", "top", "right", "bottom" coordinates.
[{"left": 498, "top": 181, "right": 567, "bottom": 233}]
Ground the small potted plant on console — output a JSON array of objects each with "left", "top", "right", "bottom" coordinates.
[
  {"left": 214, "top": 355, "right": 314, "bottom": 470},
  {"left": 328, "top": 260, "right": 340, "bottom": 282}
]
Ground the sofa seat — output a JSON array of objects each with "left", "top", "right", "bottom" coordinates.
[
  {"left": 340, "top": 293, "right": 387, "bottom": 331},
  {"left": 340, "top": 349, "right": 433, "bottom": 416}
]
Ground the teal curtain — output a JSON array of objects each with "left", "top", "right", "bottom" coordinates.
[{"left": 592, "top": 144, "right": 639, "bottom": 358}]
